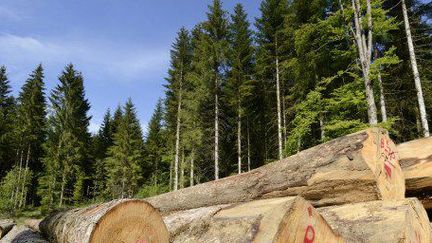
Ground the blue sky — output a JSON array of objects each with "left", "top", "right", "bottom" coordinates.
[{"left": 0, "top": 0, "right": 261, "bottom": 134}]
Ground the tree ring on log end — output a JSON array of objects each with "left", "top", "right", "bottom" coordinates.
[{"left": 89, "top": 200, "right": 169, "bottom": 243}]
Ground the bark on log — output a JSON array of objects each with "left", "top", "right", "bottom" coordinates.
[
  {"left": 148, "top": 128, "right": 405, "bottom": 212},
  {"left": 0, "top": 219, "right": 15, "bottom": 239},
  {"left": 39, "top": 199, "right": 169, "bottom": 243},
  {"left": 163, "top": 196, "right": 343, "bottom": 243},
  {"left": 1, "top": 225, "right": 47, "bottom": 243},
  {"left": 318, "top": 198, "right": 432, "bottom": 243},
  {"left": 398, "top": 137, "right": 432, "bottom": 208}
]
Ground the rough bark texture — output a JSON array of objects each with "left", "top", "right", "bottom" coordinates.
[
  {"left": 39, "top": 199, "right": 169, "bottom": 243},
  {"left": 398, "top": 137, "right": 432, "bottom": 208},
  {"left": 148, "top": 128, "right": 405, "bottom": 212},
  {"left": 318, "top": 198, "right": 432, "bottom": 243},
  {"left": 0, "top": 219, "right": 15, "bottom": 239},
  {"left": 1, "top": 225, "right": 47, "bottom": 243},
  {"left": 163, "top": 197, "right": 343, "bottom": 243},
  {"left": 401, "top": 0, "right": 430, "bottom": 137}
]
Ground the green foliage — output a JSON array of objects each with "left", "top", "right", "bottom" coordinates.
[
  {"left": 136, "top": 184, "right": 170, "bottom": 198},
  {"left": 0, "top": 166, "right": 33, "bottom": 215},
  {"left": 38, "top": 64, "right": 91, "bottom": 209},
  {"left": 105, "top": 99, "right": 144, "bottom": 199}
]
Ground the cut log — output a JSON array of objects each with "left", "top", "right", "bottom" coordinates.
[
  {"left": 397, "top": 137, "right": 432, "bottom": 208},
  {"left": 0, "top": 219, "right": 15, "bottom": 239},
  {"left": 23, "top": 219, "right": 42, "bottom": 233},
  {"left": 164, "top": 196, "right": 344, "bottom": 243},
  {"left": 1, "top": 225, "right": 48, "bottom": 243},
  {"left": 397, "top": 137, "right": 432, "bottom": 169},
  {"left": 39, "top": 199, "right": 169, "bottom": 243},
  {"left": 148, "top": 128, "right": 405, "bottom": 212},
  {"left": 318, "top": 198, "right": 432, "bottom": 243}
]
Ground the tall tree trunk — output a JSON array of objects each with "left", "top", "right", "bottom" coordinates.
[
  {"left": 275, "top": 40, "right": 283, "bottom": 160},
  {"left": 174, "top": 68, "right": 183, "bottom": 190},
  {"left": 247, "top": 121, "right": 251, "bottom": 172},
  {"left": 180, "top": 149, "right": 185, "bottom": 189},
  {"left": 169, "top": 154, "right": 173, "bottom": 191},
  {"left": 237, "top": 104, "right": 242, "bottom": 174},
  {"left": 378, "top": 70, "right": 387, "bottom": 122},
  {"left": 282, "top": 92, "right": 287, "bottom": 146},
  {"left": 320, "top": 115, "right": 325, "bottom": 141},
  {"left": 352, "top": 0, "right": 378, "bottom": 125},
  {"left": 190, "top": 150, "right": 194, "bottom": 187},
  {"left": 59, "top": 173, "right": 66, "bottom": 207},
  {"left": 215, "top": 77, "right": 219, "bottom": 180},
  {"left": 375, "top": 49, "right": 388, "bottom": 122},
  {"left": 19, "top": 146, "right": 31, "bottom": 209},
  {"left": 401, "top": 0, "right": 430, "bottom": 137},
  {"left": 14, "top": 149, "right": 24, "bottom": 209}
]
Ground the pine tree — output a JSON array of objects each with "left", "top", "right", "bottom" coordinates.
[
  {"left": 165, "top": 27, "right": 192, "bottom": 190},
  {"left": 144, "top": 100, "right": 168, "bottom": 187},
  {"left": 38, "top": 64, "right": 91, "bottom": 209},
  {"left": 0, "top": 66, "right": 15, "bottom": 178},
  {"left": 203, "top": 0, "right": 229, "bottom": 180},
  {"left": 105, "top": 99, "right": 144, "bottom": 199},
  {"left": 13, "top": 64, "right": 46, "bottom": 209},
  {"left": 255, "top": 0, "right": 289, "bottom": 160},
  {"left": 226, "top": 3, "right": 254, "bottom": 174},
  {"left": 92, "top": 109, "right": 114, "bottom": 199}
]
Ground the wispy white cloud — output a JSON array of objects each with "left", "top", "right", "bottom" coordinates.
[
  {"left": 0, "top": 33, "right": 169, "bottom": 84},
  {"left": 0, "top": 6, "right": 23, "bottom": 21}
]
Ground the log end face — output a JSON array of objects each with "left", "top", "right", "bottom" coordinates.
[
  {"left": 272, "top": 197, "right": 344, "bottom": 243},
  {"left": 90, "top": 200, "right": 169, "bottom": 243},
  {"left": 361, "top": 128, "right": 405, "bottom": 201}
]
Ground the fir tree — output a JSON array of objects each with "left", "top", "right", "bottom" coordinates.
[
  {"left": 39, "top": 64, "right": 91, "bottom": 209},
  {"left": 165, "top": 27, "right": 192, "bottom": 190},
  {"left": 144, "top": 100, "right": 168, "bottom": 187},
  {"left": 92, "top": 109, "right": 114, "bottom": 199},
  {"left": 203, "top": 0, "right": 229, "bottom": 180},
  {"left": 0, "top": 66, "right": 15, "bottom": 178},
  {"left": 105, "top": 99, "right": 144, "bottom": 198},
  {"left": 255, "top": 0, "right": 289, "bottom": 160},
  {"left": 226, "top": 3, "right": 254, "bottom": 174},
  {"left": 13, "top": 64, "right": 47, "bottom": 209}
]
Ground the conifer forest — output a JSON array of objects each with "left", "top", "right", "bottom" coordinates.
[{"left": 0, "top": 0, "right": 431, "bottom": 217}]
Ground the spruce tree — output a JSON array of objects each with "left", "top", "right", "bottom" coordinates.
[
  {"left": 39, "top": 64, "right": 91, "bottom": 209},
  {"left": 255, "top": 0, "right": 289, "bottom": 160},
  {"left": 92, "top": 109, "right": 113, "bottom": 199},
  {"left": 203, "top": 0, "right": 229, "bottom": 180},
  {"left": 144, "top": 100, "right": 168, "bottom": 187},
  {"left": 226, "top": 3, "right": 254, "bottom": 174},
  {"left": 105, "top": 99, "right": 144, "bottom": 198},
  {"left": 13, "top": 64, "right": 47, "bottom": 209},
  {"left": 165, "top": 27, "right": 192, "bottom": 190},
  {"left": 0, "top": 66, "right": 15, "bottom": 178}
]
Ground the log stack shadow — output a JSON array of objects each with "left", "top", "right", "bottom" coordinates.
[{"left": 2, "top": 127, "right": 432, "bottom": 242}]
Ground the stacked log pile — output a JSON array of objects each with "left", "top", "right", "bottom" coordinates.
[
  {"left": 397, "top": 137, "right": 432, "bottom": 209},
  {"left": 2, "top": 128, "right": 432, "bottom": 243},
  {"left": 163, "top": 197, "right": 343, "bottom": 242},
  {"left": 148, "top": 128, "right": 405, "bottom": 211}
]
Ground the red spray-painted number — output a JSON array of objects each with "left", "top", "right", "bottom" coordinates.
[
  {"left": 303, "top": 225, "right": 315, "bottom": 243},
  {"left": 384, "top": 162, "right": 392, "bottom": 179}
]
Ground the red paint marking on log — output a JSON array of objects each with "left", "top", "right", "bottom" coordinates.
[
  {"left": 384, "top": 162, "right": 392, "bottom": 179},
  {"left": 303, "top": 225, "right": 315, "bottom": 243},
  {"left": 136, "top": 240, "right": 148, "bottom": 243},
  {"left": 307, "top": 207, "right": 313, "bottom": 217}
]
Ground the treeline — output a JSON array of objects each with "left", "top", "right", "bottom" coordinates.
[{"left": 0, "top": 0, "right": 431, "bottom": 214}]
